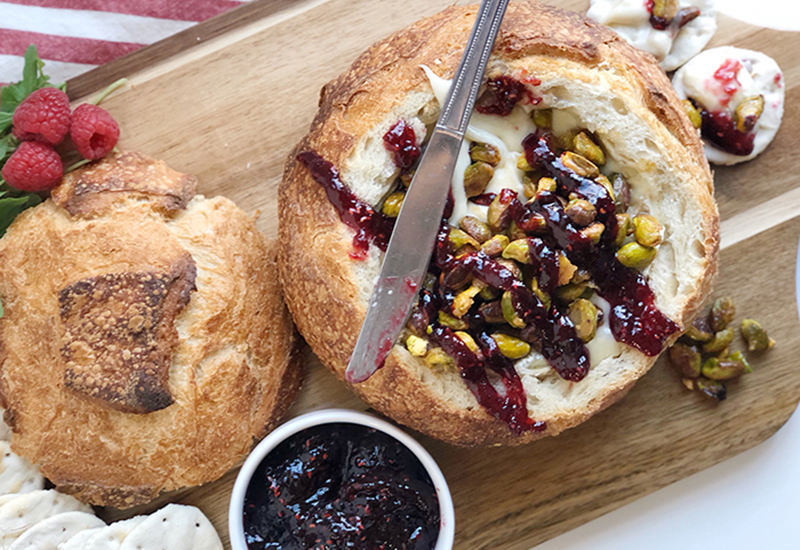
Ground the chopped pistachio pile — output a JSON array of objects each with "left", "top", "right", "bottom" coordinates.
[
  {"left": 385, "top": 108, "right": 667, "bottom": 371},
  {"left": 669, "top": 296, "right": 775, "bottom": 401}
]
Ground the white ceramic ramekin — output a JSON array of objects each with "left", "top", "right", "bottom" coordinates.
[{"left": 229, "top": 409, "right": 455, "bottom": 550}]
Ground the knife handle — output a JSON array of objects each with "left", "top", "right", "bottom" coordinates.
[{"left": 437, "top": 0, "right": 511, "bottom": 137}]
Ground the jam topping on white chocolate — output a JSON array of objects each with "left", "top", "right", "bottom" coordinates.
[
  {"left": 586, "top": 0, "right": 717, "bottom": 71},
  {"left": 672, "top": 46, "right": 785, "bottom": 165}
]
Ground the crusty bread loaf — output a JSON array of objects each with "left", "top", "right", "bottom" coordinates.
[
  {"left": 0, "top": 151, "right": 300, "bottom": 507},
  {"left": 278, "top": 2, "right": 718, "bottom": 446}
]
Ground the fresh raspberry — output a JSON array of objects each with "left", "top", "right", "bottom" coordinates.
[
  {"left": 1, "top": 141, "right": 63, "bottom": 192},
  {"left": 12, "top": 87, "right": 72, "bottom": 145},
  {"left": 70, "top": 103, "right": 120, "bottom": 160}
]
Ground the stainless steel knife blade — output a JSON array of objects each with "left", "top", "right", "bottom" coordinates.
[{"left": 345, "top": 0, "right": 510, "bottom": 383}]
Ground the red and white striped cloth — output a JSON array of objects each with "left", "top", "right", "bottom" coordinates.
[{"left": 0, "top": 0, "right": 250, "bottom": 87}]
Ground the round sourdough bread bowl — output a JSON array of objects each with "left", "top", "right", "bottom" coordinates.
[
  {"left": 0, "top": 151, "right": 300, "bottom": 508},
  {"left": 278, "top": 2, "right": 718, "bottom": 446}
]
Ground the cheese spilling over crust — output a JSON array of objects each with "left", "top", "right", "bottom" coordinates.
[{"left": 586, "top": 0, "right": 717, "bottom": 72}]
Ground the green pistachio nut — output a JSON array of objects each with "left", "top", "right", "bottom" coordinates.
[
  {"left": 502, "top": 239, "right": 531, "bottom": 264},
  {"left": 522, "top": 175, "right": 538, "bottom": 199},
  {"left": 516, "top": 154, "right": 534, "bottom": 172},
  {"left": 537, "top": 177, "right": 557, "bottom": 194},
  {"left": 454, "top": 331, "right": 480, "bottom": 354},
  {"left": 581, "top": 223, "right": 605, "bottom": 245},
  {"left": 652, "top": 0, "right": 678, "bottom": 19},
  {"left": 735, "top": 95, "right": 764, "bottom": 133},
  {"left": 406, "top": 334, "right": 428, "bottom": 357},
  {"left": 560, "top": 151, "right": 600, "bottom": 178},
  {"left": 669, "top": 342, "right": 702, "bottom": 379},
  {"left": 729, "top": 350, "right": 753, "bottom": 374},
  {"left": 481, "top": 234, "right": 510, "bottom": 258},
  {"left": 531, "top": 108, "right": 552, "bottom": 129},
  {"left": 448, "top": 228, "right": 481, "bottom": 251},
  {"left": 487, "top": 193, "right": 512, "bottom": 232},
  {"left": 424, "top": 348, "right": 456, "bottom": 372},
  {"left": 438, "top": 310, "right": 468, "bottom": 330},
  {"left": 632, "top": 214, "right": 664, "bottom": 248},
  {"left": 567, "top": 298, "right": 598, "bottom": 342},
  {"left": 740, "top": 319, "right": 775, "bottom": 352},
  {"left": 565, "top": 198, "right": 597, "bottom": 227},
  {"left": 696, "top": 377, "right": 727, "bottom": 401},
  {"left": 703, "top": 327, "right": 735, "bottom": 354},
  {"left": 611, "top": 173, "right": 631, "bottom": 212},
  {"left": 701, "top": 356, "right": 749, "bottom": 381},
  {"left": 616, "top": 241, "right": 656, "bottom": 270},
  {"left": 595, "top": 174, "right": 616, "bottom": 202},
  {"left": 469, "top": 142, "right": 501, "bottom": 165},
  {"left": 681, "top": 99, "right": 702, "bottom": 129},
  {"left": 381, "top": 191, "right": 405, "bottom": 218},
  {"left": 710, "top": 296, "right": 736, "bottom": 332},
  {"left": 685, "top": 317, "right": 714, "bottom": 342},
  {"left": 463, "top": 161, "right": 494, "bottom": 198},
  {"left": 530, "top": 278, "right": 551, "bottom": 310},
  {"left": 492, "top": 333, "right": 532, "bottom": 359},
  {"left": 573, "top": 131, "right": 606, "bottom": 166},
  {"left": 615, "top": 213, "right": 631, "bottom": 247},
  {"left": 459, "top": 215, "right": 492, "bottom": 244},
  {"left": 502, "top": 291, "right": 526, "bottom": 329},
  {"left": 556, "top": 283, "right": 589, "bottom": 303}
]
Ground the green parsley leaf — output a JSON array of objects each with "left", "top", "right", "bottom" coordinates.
[
  {"left": 0, "top": 193, "right": 41, "bottom": 237},
  {"left": 0, "top": 112, "right": 12, "bottom": 135},
  {"left": 0, "top": 45, "right": 54, "bottom": 114}
]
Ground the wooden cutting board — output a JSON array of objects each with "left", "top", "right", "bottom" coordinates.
[{"left": 66, "top": 1, "right": 800, "bottom": 548}]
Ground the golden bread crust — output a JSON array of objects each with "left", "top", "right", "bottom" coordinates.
[
  {"left": 52, "top": 151, "right": 197, "bottom": 217},
  {"left": 279, "top": 2, "right": 718, "bottom": 446},
  {"left": 0, "top": 153, "right": 299, "bottom": 507}
]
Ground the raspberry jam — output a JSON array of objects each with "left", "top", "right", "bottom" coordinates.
[
  {"left": 475, "top": 76, "right": 527, "bottom": 116},
  {"left": 297, "top": 151, "right": 394, "bottom": 260},
  {"left": 700, "top": 109, "right": 755, "bottom": 157},
  {"left": 523, "top": 132, "right": 679, "bottom": 356},
  {"left": 383, "top": 120, "right": 421, "bottom": 171},
  {"left": 243, "top": 423, "right": 440, "bottom": 550},
  {"left": 711, "top": 59, "right": 742, "bottom": 107},
  {"left": 646, "top": 0, "right": 701, "bottom": 31}
]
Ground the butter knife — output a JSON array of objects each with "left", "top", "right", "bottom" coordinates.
[{"left": 345, "top": 0, "right": 510, "bottom": 383}]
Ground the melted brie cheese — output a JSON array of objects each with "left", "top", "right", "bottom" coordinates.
[{"left": 423, "top": 66, "right": 535, "bottom": 224}]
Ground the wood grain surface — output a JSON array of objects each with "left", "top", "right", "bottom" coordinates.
[{"left": 70, "top": 1, "right": 800, "bottom": 548}]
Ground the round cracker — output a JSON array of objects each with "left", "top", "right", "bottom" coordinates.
[
  {"left": 58, "top": 527, "right": 105, "bottom": 550},
  {"left": 118, "top": 505, "right": 221, "bottom": 550},
  {"left": 0, "top": 490, "right": 92, "bottom": 548},
  {"left": 7, "top": 511, "right": 104, "bottom": 550},
  {"left": 82, "top": 516, "right": 147, "bottom": 550},
  {"left": 0, "top": 442, "right": 43, "bottom": 495}
]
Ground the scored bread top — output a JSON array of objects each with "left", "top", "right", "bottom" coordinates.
[
  {"left": 0, "top": 152, "right": 300, "bottom": 507},
  {"left": 279, "top": 2, "right": 718, "bottom": 445}
]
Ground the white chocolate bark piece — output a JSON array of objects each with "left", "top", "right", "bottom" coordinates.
[
  {"left": 672, "top": 46, "right": 785, "bottom": 165},
  {"left": 587, "top": 0, "right": 717, "bottom": 71}
]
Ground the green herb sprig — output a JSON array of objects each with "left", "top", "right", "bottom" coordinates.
[{"left": 0, "top": 45, "right": 64, "bottom": 236}]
